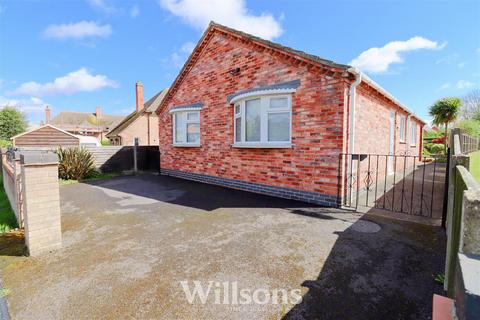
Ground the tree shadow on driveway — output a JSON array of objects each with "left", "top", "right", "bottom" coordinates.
[{"left": 283, "top": 215, "right": 446, "bottom": 320}]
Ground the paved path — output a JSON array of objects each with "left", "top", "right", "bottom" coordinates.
[{"left": 0, "top": 175, "right": 445, "bottom": 319}]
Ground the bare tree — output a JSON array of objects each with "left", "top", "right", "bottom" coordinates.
[{"left": 461, "top": 89, "right": 480, "bottom": 120}]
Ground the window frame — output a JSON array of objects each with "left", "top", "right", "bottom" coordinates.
[
  {"left": 172, "top": 111, "right": 201, "bottom": 147},
  {"left": 232, "top": 94, "right": 292, "bottom": 148},
  {"left": 409, "top": 119, "right": 417, "bottom": 147},
  {"left": 399, "top": 115, "right": 407, "bottom": 143}
]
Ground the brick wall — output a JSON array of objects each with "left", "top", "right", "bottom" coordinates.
[
  {"left": 119, "top": 114, "right": 159, "bottom": 146},
  {"left": 354, "top": 84, "right": 423, "bottom": 157},
  {"left": 159, "top": 32, "right": 347, "bottom": 202},
  {"left": 353, "top": 84, "right": 424, "bottom": 179}
]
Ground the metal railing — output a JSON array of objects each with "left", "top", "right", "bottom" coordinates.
[{"left": 341, "top": 153, "right": 446, "bottom": 218}]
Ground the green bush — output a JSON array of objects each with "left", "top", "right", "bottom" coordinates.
[
  {"left": 0, "top": 139, "right": 11, "bottom": 148},
  {"left": 424, "top": 130, "right": 444, "bottom": 140},
  {"left": 57, "top": 147, "right": 96, "bottom": 180},
  {"left": 455, "top": 119, "right": 480, "bottom": 137},
  {"left": 430, "top": 143, "right": 445, "bottom": 155},
  {"left": 101, "top": 139, "right": 111, "bottom": 146}
]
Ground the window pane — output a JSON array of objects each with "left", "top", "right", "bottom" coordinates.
[
  {"left": 234, "top": 104, "right": 240, "bottom": 115},
  {"left": 399, "top": 118, "right": 405, "bottom": 140},
  {"left": 245, "top": 99, "right": 261, "bottom": 141},
  {"left": 235, "top": 117, "right": 241, "bottom": 142},
  {"left": 270, "top": 97, "right": 288, "bottom": 109},
  {"left": 187, "top": 123, "right": 200, "bottom": 143},
  {"left": 187, "top": 112, "right": 199, "bottom": 121},
  {"left": 268, "top": 112, "right": 290, "bottom": 141},
  {"left": 175, "top": 114, "right": 184, "bottom": 143}
]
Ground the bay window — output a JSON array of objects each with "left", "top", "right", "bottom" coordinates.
[{"left": 233, "top": 94, "right": 292, "bottom": 148}]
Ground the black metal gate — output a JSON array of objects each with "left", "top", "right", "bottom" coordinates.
[{"left": 340, "top": 153, "right": 446, "bottom": 218}]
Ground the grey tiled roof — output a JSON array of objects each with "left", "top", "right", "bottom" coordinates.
[
  {"left": 227, "top": 79, "right": 301, "bottom": 102},
  {"left": 169, "top": 102, "right": 204, "bottom": 112}
]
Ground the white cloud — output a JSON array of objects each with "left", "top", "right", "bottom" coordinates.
[
  {"left": 130, "top": 5, "right": 140, "bottom": 18},
  {"left": 456, "top": 80, "right": 475, "bottom": 89},
  {"left": 435, "top": 53, "right": 458, "bottom": 65},
  {"left": 350, "top": 36, "right": 444, "bottom": 73},
  {"left": 458, "top": 62, "right": 466, "bottom": 68},
  {"left": 0, "top": 96, "right": 46, "bottom": 112},
  {"left": 162, "top": 41, "right": 196, "bottom": 68},
  {"left": 159, "top": 0, "right": 283, "bottom": 40},
  {"left": 0, "top": 96, "right": 51, "bottom": 124},
  {"left": 87, "top": 0, "right": 117, "bottom": 14},
  {"left": 437, "top": 83, "right": 451, "bottom": 91},
  {"left": 8, "top": 68, "right": 118, "bottom": 97},
  {"left": 44, "top": 21, "right": 112, "bottom": 40}
]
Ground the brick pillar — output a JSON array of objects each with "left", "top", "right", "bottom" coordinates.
[{"left": 20, "top": 152, "right": 62, "bottom": 256}]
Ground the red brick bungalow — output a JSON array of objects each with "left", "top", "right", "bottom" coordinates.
[{"left": 157, "top": 22, "right": 425, "bottom": 206}]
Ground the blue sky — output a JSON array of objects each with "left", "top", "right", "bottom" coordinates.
[{"left": 0, "top": 0, "right": 479, "bottom": 125}]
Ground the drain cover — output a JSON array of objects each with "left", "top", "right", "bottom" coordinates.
[{"left": 351, "top": 220, "right": 381, "bottom": 233}]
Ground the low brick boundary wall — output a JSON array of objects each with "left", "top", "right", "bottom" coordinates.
[
  {"left": 20, "top": 153, "right": 62, "bottom": 256},
  {"left": 1, "top": 149, "right": 62, "bottom": 256},
  {"left": 161, "top": 168, "right": 339, "bottom": 206}
]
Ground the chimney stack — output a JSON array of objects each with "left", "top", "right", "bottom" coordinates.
[
  {"left": 136, "top": 81, "right": 144, "bottom": 112},
  {"left": 96, "top": 106, "right": 102, "bottom": 119},
  {"left": 45, "top": 105, "right": 51, "bottom": 124}
]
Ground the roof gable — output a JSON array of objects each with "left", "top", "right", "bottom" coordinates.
[
  {"left": 107, "top": 88, "right": 168, "bottom": 137},
  {"left": 157, "top": 22, "right": 349, "bottom": 115},
  {"left": 11, "top": 124, "right": 80, "bottom": 140}
]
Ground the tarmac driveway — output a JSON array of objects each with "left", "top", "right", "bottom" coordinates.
[{"left": 1, "top": 174, "right": 445, "bottom": 319}]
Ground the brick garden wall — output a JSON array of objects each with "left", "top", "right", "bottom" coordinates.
[{"left": 158, "top": 31, "right": 348, "bottom": 203}]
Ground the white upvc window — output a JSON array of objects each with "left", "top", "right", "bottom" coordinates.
[
  {"left": 233, "top": 94, "right": 292, "bottom": 148},
  {"left": 399, "top": 115, "right": 407, "bottom": 142},
  {"left": 409, "top": 120, "right": 417, "bottom": 146},
  {"left": 172, "top": 111, "right": 200, "bottom": 146}
]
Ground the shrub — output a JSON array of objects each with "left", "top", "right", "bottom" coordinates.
[
  {"left": 431, "top": 136, "right": 447, "bottom": 144},
  {"left": 101, "top": 139, "right": 111, "bottom": 146},
  {"left": 0, "top": 139, "right": 11, "bottom": 148},
  {"left": 430, "top": 143, "right": 445, "bottom": 155},
  {"left": 424, "top": 130, "right": 444, "bottom": 140},
  {"left": 57, "top": 147, "right": 96, "bottom": 180},
  {"left": 455, "top": 119, "right": 480, "bottom": 137}
]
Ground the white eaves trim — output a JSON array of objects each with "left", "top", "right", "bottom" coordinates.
[
  {"left": 229, "top": 88, "right": 297, "bottom": 104},
  {"left": 348, "top": 68, "right": 426, "bottom": 125}
]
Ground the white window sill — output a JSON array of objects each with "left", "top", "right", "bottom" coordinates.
[
  {"left": 172, "top": 143, "right": 201, "bottom": 147},
  {"left": 232, "top": 142, "right": 292, "bottom": 149}
]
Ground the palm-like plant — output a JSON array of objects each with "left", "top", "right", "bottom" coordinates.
[
  {"left": 429, "top": 97, "right": 461, "bottom": 154},
  {"left": 57, "top": 147, "right": 96, "bottom": 180}
]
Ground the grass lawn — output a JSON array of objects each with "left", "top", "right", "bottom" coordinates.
[
  {"left": 0, "top": 175, "right": 18, "bottom": 233},
  {"left": 470, "top": 151, "right": 480, "bottom": 183},
  {"left": 59, "top": 172, "right": 120, "bottom": 185}
]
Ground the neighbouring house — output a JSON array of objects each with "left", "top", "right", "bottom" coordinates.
[
  {"left": 46, "top": 106, "right": 124, "bottom": 142},
  {"left": 12, "top": 124, "right": 80, "bottom": 148},
  {"left": 106, "top": 82, "right": 168, "bottom": 146},
  {"left": 157, "top": 22, "right": 425, "bottom": 206}
]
